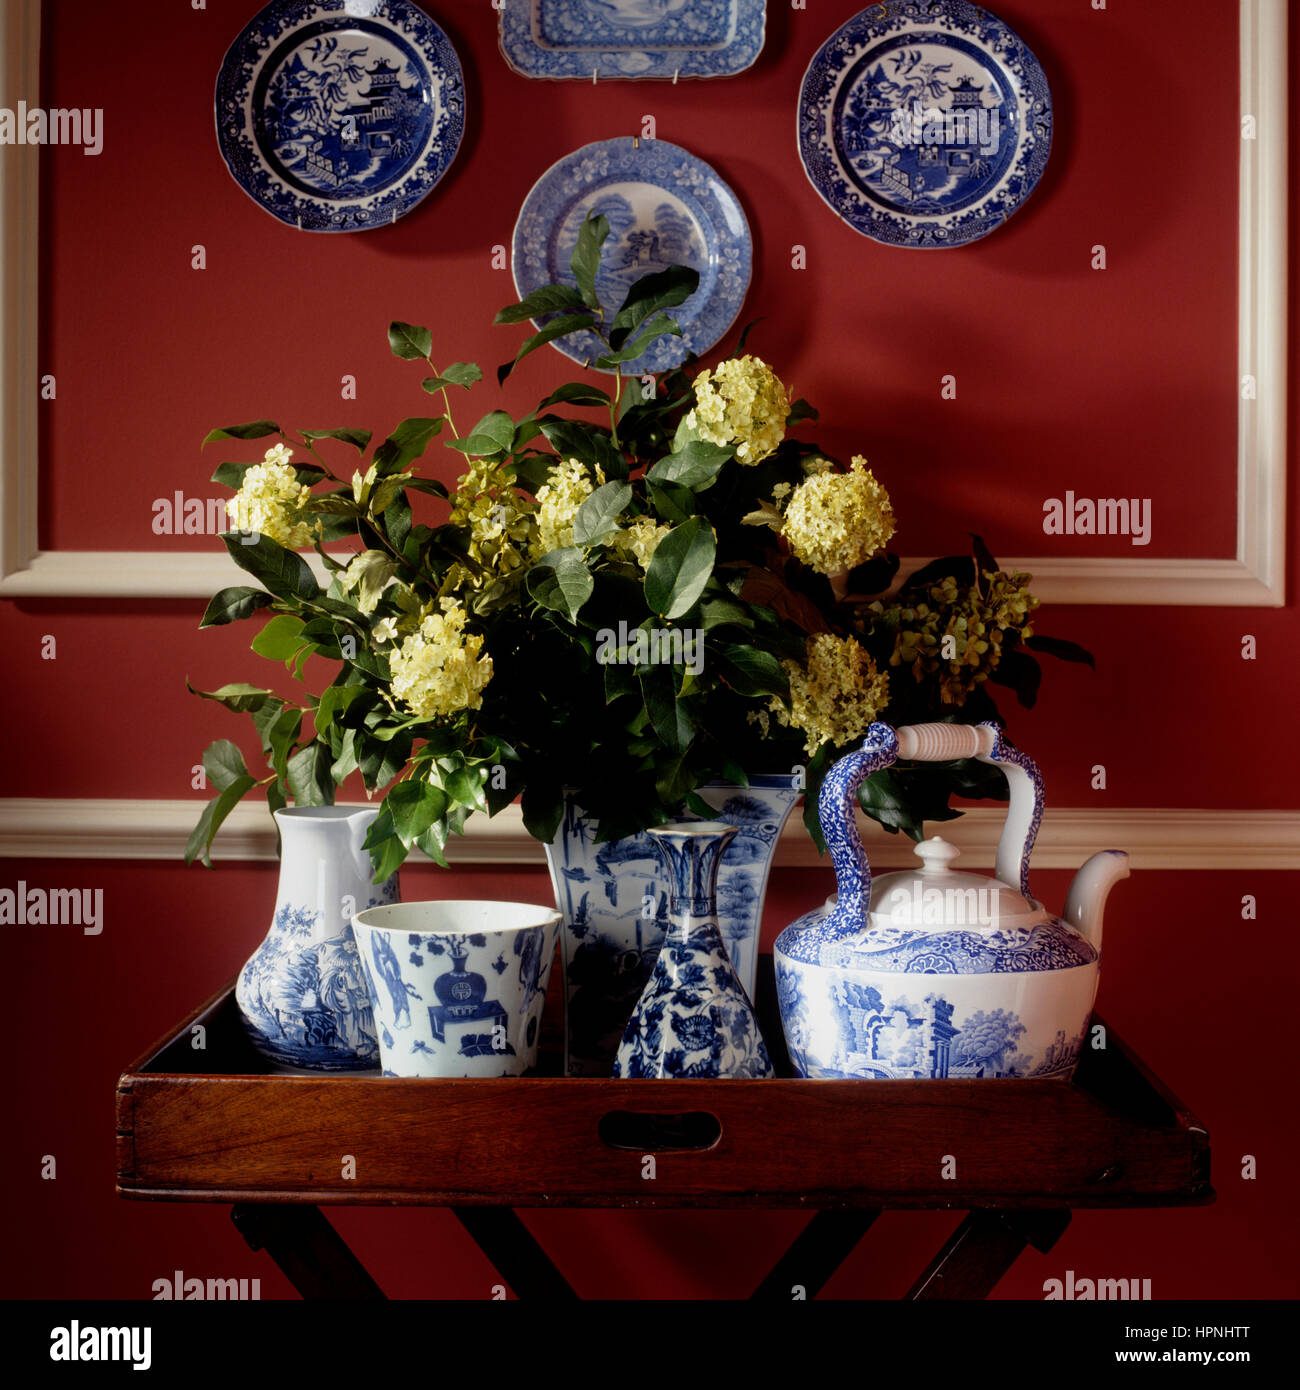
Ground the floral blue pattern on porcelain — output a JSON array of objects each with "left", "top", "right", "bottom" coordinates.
[
  {"left": 499, "top": 1, "right": 766, "bottom": 81},
  {"left": 614, "top": 823, "right": 772, "bottom": 1078},
  {"left": 512, "top": 137, "right": 751, "bottom": 374},
  {"left": 798, "top": 0, "right": 1052, "bottom": 248},
  {"left": 215, "top": 0, "right": 465, "bottom": 232},
  {"left": 546, "top": 775, "right": 799, "bottom": 1076}
]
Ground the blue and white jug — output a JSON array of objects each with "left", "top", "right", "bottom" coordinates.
[
  {"left": 775, "top": 723, "right": 1129, "bottom": 1080},
  {"left": 235, "top": 806, "right": 398, "bottom": 1071}
]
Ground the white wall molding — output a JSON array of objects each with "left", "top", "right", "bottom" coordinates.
[
  {"left": 0, "top": 1, "right": 1288, "bottom": 605},
  {"left": 0, "top": 799, "right": 1295, "bottom": 871}
]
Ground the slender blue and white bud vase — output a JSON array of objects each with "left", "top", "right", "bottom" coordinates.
[{"left": 613, "top": 821, "right": 774, "bottom": 1079}]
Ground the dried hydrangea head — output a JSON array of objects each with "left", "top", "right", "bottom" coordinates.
[
  {"left": 389, "top": 601, "right": 493, "bottom": 720},
  {"left": 763, "top": 632, "right": 890, "bottom": 758},
  {"left": 683, "top": 355, "right": 790, "bottom": 464},
  {"left": 533, "top": 458, "right": 603, "bottom": 555},
  {"left": 874, "top": 570, "right": 1039, "bottom": 705},
  {"left": 782, "top": 456, "right": 896, "bottom": 576},
  {"left": 226, "top": 446, "right": 318, "bottom": 550}
]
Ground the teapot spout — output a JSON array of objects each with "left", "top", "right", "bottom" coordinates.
[{"left": 1063, "top": 850, "right": 1130, "bottom": 954}]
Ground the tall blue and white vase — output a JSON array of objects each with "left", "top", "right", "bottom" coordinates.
[
  {"left": 544, "top": 775, "right": 801, "bottom": 1076},
  {"left": 614, "top": 822, "right": 773, "bottom": 1079},
  {"left": 235, "top": 806, "right": 399, "bottom": 1071}
]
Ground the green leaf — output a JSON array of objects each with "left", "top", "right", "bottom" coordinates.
[
  {"left": 857, "top": 767, "right": 963, "bottom": 842},
  {"left": 287, "top": 742, "right": 335, "bottom": 806},
  {"left": 264, "top": 705, "right": 303, "bottom": 785},
  {"left": 646, "top": 480, "right": 695, "bottom": 525},
  {"left": 199, "top": 586, "right": 274, "bottom": 628},
  {"left": 610, "top": 265, "right": 699, "bottom": 346},
  {"left": 187, "top": 680, "right": 276, "bottom": 714},
  {"left": 699, "top": 596, "right": 750, "bottom": 630},
  {"left": 644, "top": 517, "right": 716, "bottom": 620},
  {"left": 203, "top": 739, "right": 251, "bottom": 793},
  {"left": 300, "top": 427, "right": 372, "bottom": 452},
  {"left": 421, "top": 362, "right": 482, "bottom": 392},
  {"left": 449, "top": 410, "right": 515, "bottom": 458},
  {"left": 361, "top": 806, "right": 412, "bottom": 881},
  {"left": 494, "top": 284, "right": 587, "bottom": 326},
  {"left": 184, "top": 777, "right": 258, "bottom": 868},
  {"left": 572, "top": 480, "right": 632, "bottom": 547},
  {"left": 498, "top": 313, "right": 595, "bottom": 385},
  {"left": 786, "top": 398, "right": 818, "bottom": 427},
  {"left": 537, "top": 420, "right": 626, "bottom": 478},
  {"left": 315, "top": 684, "right": 366, "bottom": 737},
  {"left": 251, "top": 614, "right": 307, "bottom": 661},
  {"left": 221, "top": 532, "right": 319, "bottom": 603},
  {"left": 371, "top": 417, "right": 442, "bottom": 474},
  {"left": 360, "top": 731, "right": 412, "bottom": 793},
  {"left": 202, "top": 421, "right": 281, "bottom": 446},
  {"left": 988, "top": 648, "right": 1043, "bottom": 710},
  {"left": 520, "top": 783, "right": 564, "bottom": 844},
  {"left": 526, "top": 548, "right": 594, "bottom": 624},
  {"left": 594, "top": 312, "right": 682, "bottom": 368},
  {"left": 647, "top": 440, "right": 733, "bottom": 491},
  {"left": 640, "top": 664, "right": 694, "bottom": 755},
  {"left": 538, "top": 382, "right": 612, "bottom": 409},
  {"left": 715, "top": 644, "right": 788, "bottom": 698},
  {"left": 387, "top": 321, "right": 432, "bottom": 360},
  {"left": 381, "top": 779, "right": 450, "bottom": 847},
  {"left": 445, "top": 764, "right": 489, "bottom": 814},
  {"left": 570, "top": 213, "right": 611, "bottom": 310}
]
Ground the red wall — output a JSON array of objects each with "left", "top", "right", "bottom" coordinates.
[{"left": 2, "top": 0, "right": 1296, "bottom": 1299}]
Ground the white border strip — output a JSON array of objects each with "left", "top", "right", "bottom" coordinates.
[
  {"left": 0, "top": 1, "right": 1288, "bottom": 604},
  {"left": 1, "top": 800, "right": 1295, "bottom": 871}
]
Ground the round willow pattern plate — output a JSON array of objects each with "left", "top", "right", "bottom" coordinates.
[
  {"left": 215, "top": 0, "right": 465, "bottom": 233},
  {"left": 798, "top": 0, "right": 1052, "bottom": 248},
  {"left": 512, "top": 136, "right": 752, "bottom": 375}
]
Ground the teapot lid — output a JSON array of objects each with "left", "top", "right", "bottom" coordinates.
[{"left": 868, "top": 836, "right": 1044, "bottom": 930}]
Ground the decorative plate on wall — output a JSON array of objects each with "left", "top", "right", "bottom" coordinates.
[
  {"left": 512, "top": 137, "right": 752, "bottom": 375},
  {"left": 499, "top": 0, "right": 766, "bottom": 80},
  {"left": 215, "top": 0, "right": 465, "bottom": 232},
  {"left": 798, "top": 0, "right": 1052, "bottom": 248}
]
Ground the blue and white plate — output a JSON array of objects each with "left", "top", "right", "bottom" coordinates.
[
  {"left": 215, "top": 0, "right": 465, "bottom": 232},
  {"left": 512, "top": 137, "right": 751, "bottom": 375},
  {"left": 499, "top": 1, "right": 766, "bottom": 81},
  {"left": 798, "top": 0, "right": 1052, "bottom": 248}
]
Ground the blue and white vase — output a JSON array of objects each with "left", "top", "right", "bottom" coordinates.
[
  {"left": 545, "top": 775, "right": 800, "bottom": 1076},
  {"left": 235, "top": 806, "right": 398, "bottom": 1071},
  {"left": 613, "top": 822, "right": 774, "bottom": 1080}
]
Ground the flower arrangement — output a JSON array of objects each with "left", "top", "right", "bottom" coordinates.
[{"left": 188, "top": 215, "right": 1091, "bottom": 877}]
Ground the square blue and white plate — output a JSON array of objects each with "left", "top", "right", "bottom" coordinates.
[{"left": 499, "top": 0, "right": 766, "bottom": 81}]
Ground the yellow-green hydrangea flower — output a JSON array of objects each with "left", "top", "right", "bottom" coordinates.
[
  {"left": 389, "top": 601, "right": 493, "bottom": 720},
  {"left": 766, "top": 632, "right": 890, "bottom": 758},
  {"left": 782, "top": 456, "right": 895, "bottom": 575},
  {"left": 226, "top": 446, "right": 318, "bottom": 550},
  {"left": 450, "top": 458, "right": 538, "bottom": 585},
  {"left": 533, "top": 458, "right": 603, "bottom": 555},
  {"left": 683, "top": 355, "right": 790, "bottom": 464},
  {"left": 611, "top": 516, "right": 672, "bottom": 571}
]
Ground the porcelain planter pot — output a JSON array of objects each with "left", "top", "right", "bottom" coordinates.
[
  {"left": 235, "top": 806, "right": 399, "bottom": 1071},
  {"left": 775, "top": 723, "right": 1130, "bottom": 1080},
  {"left": 352, "top": 901, "right": 561, "bottom": 1077},
  {"left": 545, "top": 775, "right": 801, "bottom": 1077}
]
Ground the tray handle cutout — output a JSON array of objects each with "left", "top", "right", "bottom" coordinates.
[{"left": 598, "top": 1110, "right": 722, "bottom": 1153}]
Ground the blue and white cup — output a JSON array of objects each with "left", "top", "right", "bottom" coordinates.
[{"left": 352, "top": 901, "right": 560, "bottom": 1077}]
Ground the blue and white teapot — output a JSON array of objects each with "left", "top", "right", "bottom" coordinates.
[{"left": 775, "top": 723, "right": 1129, "bottom": 1080}]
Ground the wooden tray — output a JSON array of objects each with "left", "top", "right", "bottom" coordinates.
[{"left": 116, "top": 959, "right": 1211, "bottom": 1213}]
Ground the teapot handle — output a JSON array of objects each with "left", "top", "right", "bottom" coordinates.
[{"left": 893, "top": 722, "right": 1044, "bottom": 898}]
